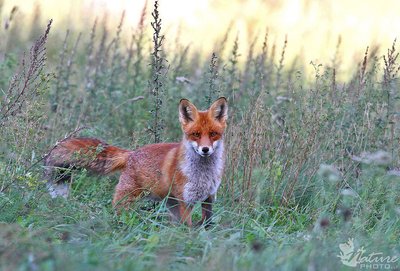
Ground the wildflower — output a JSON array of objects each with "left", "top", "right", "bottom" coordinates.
[
  {"left": 387, "top": 169, "right": 400, "bottom": 176},
  {"left": 313, "top": 217, "right": 330, "bottom": 233},
  {"left": 318, "top": 164, "right": 341, "bottom": 182},
  {"left": 296, "top": 232, "right": 312, "bottom": 241},
  {"left": 341, "top": 188, "right": 357, "bottom": 197},
  {"left": 319, "top": 218, "right": 330, "bottom": 228},
  {"left": 337, "top": 208, "right": 352, "bottom": 221},
  {"left": 176, "top": 76, "right": 192, "bottom": 84},
  {"left": 251, "top": 240, "right": 264, "bottom": 253},
  {"left": 351, "top": 150, "right": 392, "bottom": 166},
  {"left": 275, "top": 96, "right": 292, "bottom": 104}
]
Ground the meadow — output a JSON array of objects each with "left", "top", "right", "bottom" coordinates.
[{"left": 0, "top": 1, "right": 399, "bottom": 270}]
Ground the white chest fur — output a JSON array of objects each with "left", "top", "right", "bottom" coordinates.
[{"left": 180, "top": 140, "right": 224, "bottom": 204}]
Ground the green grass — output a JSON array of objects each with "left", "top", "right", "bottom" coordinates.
[
  {"left": 1, "top": 167, "right": 398, "bottom": 270},
  {"left": 0, "top": 1, "right": 400, "bottom": 270}
]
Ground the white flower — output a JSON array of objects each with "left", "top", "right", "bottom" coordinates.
[
  {"left": 351, "top": 150, "right": 391, "bottom": 166},
  {"left": 275, "top": 96, "right": 292, "bottom": 104},
  {"left": 387, "top": 169, "right": 400, "bottom": 176},
  {"left": 341, "top": 188, "right": 357, "bottom": 197},
  {"left": 318, "top": 164, "right": 341, "bottom": 182},
  {"left": 175, "top": 76, "right": 192, "bottom": 84}
]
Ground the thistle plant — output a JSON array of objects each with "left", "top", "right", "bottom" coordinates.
[
  {"left": 206, "top": 52, "right": 218, "bottom": 107},
  {"left": 108, "top": 11, "right": 125, "bottom": 95},
  {"left": 148, "top": 0, "right": 166, "bottom": 143},
  {"left": 131, "top": 1, "right": 148, "bottom": 96},
  {"left": 0, "top": 20, "right": 52, "bottom": 127},
  {"left": 275, "top": 35, "right": 287, "bottom": 91},
  {"left": 226, "top": 34, "right": 240, "bottom": 109}
]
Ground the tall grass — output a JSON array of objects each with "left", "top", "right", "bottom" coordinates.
[{"left": 0, "top": 1, "right": 399, "bottom": 270}]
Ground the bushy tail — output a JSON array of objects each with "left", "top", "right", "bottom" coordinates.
[{"left": 45, "top": 137, "right": 130, "bottom": 175}]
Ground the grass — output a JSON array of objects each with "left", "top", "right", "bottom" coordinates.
[{"left": 0, "top": 1, "right": 399, "bottom": 270}]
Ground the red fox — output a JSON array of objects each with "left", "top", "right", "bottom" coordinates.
[{"left": 45, "top": 97, "right": 228, "bottom": 226}]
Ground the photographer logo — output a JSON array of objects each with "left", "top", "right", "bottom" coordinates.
[{"left": 337, "top": 238, "right": 398, "bottom": 269}]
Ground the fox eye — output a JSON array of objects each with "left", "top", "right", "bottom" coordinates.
[
  {"left": 210, "top": 131, "right": 218, "bottom": 137},
  {"left": 191, "top": 132, "right": 201, "bottom": 138}
]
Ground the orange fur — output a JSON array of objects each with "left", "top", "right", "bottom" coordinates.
[
  {"left": 46, "top": 98, "right": 228, "bottom": 226},
  {"left": 45, "top": 138, "right": 130, "bottom": 174}
]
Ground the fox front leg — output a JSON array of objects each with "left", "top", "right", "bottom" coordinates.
[
  {"left": 178, "top": 201, "right": 193, "bottom": 226},
  {"left": 197, "top": 195, "right": 214, "bottom": 228}
]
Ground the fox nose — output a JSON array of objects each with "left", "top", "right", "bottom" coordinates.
[{"left": 202, "top": 147, "right": 209, "bottom": 153}]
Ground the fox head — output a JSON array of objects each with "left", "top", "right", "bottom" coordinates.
[{"left": 179, "top": 97, "right": 228, "bottom": 157}]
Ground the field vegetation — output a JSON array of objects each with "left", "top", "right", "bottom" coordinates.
[{"left": 0, "top": 1, "right": 399, "bottom": 270}]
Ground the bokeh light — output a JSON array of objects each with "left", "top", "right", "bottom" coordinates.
[{"left": 2, "top": 0, "right": 399, "bottom": 77}]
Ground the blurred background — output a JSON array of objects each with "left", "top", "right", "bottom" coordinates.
[
  {"left": 1, "top": 0, "right": 399, "bottom": 78},
  {"left": 1, "top": 2, "right": 399, "bottom": 270}
]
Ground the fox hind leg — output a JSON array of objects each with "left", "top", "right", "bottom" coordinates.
[
  {"left": 112, "top": 176, "right": 143, "bottom": 210},
  {"left": 166, "top": 198, "right": 181, "bottom": 222}
]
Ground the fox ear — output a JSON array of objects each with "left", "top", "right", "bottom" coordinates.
[
  {"left": 179, "top": 99, "right": 198, "bottom": 125},
  {"left": 209, "top": 97, "right": 228, "bottom": 122}
]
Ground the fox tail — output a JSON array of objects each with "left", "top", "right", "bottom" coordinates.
[{"left": 45, "top": 137, "right": 130, "bottom": 175}]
